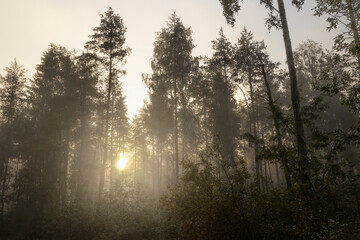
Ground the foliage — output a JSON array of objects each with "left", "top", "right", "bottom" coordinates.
[
  {"left": 162, "top": 145, "right": 360, "bottom": 240},
  {"left": 218, "top": 0, "right": 242, "bottom": 26},
  {"left": 2, "top": 182, "right": 160, "bottom": 240}
]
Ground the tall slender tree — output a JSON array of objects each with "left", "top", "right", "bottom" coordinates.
[
  {"left": 208, "top": 29, "right": 239, "bottom": 164},
  {"left": 233, "top": 29, "right": 263, "bottom": 185},
  {"left": 85, "top": 7, "right": 130, "bottom": 201},
  {"left": 149, "top": 13, "right": 193, "bottom": 181}
]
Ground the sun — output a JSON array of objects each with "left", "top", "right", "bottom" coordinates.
[{"left": 116, "top": 154, "right": 128, "bottom": 171}]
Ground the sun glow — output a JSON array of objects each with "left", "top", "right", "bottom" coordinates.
[{"left": 116, "top": 154, "right": 128, "bottom": 171}]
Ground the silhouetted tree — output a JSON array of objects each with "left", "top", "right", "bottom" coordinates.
[
  {"left": 0, "top": 59, "right": 27, "bottom": 218},
  {"left": 149, "top": 13, "right": 193, "bottom": 181},
  {"left": 208, "top": 29, "right": 239, "bottom": 165},
  {"left": 85, "top": 7, "right": 130, "bottom": 201},
  {"left": 73, "top": 52, "right": 100, "bottom": 207}
]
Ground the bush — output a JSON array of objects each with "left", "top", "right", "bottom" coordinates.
[{"left": 161, "top": 146, "right": 360, "bottom": 239}]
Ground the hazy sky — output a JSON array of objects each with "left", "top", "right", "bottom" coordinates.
[{"left": 0, "top": 0, "right": 337, "bottom": 118}]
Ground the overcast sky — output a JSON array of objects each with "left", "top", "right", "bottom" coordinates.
[{"left": 0, "top": 0, "right": 338, "bottom": 118}]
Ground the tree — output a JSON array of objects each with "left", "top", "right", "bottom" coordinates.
[
  {"left": 276, "top": 0, "right": 311, "bottom": 192},
  {"left": 110, "top": 87, "right": 130, "bottom": 189},
  {"left": 208, "top": 29, "right": 239, "bottom": 165},
  {"left": 145, "top": 79, "right": 172, "bottom": 193},
  {"left": 149, "top": 13, "right": 194, "bottom": 181},
  {"left": 19, "top": 44, "right": 78, "bottom": 219},
  {"left": 85, "top": 7, "right": 130, "bottom": 201},
  {"left": 218, "top": 0, "right": 312, "bottom": 192},
  {"left": 0, "top": 59, "right": 27, "bottom": 218},
  {"left": 219, "top": 0, "right": 242, "bottom": 26},
  {"left": 314, "top": 0, "right": 360, "bottom": 65},
  {"left": 190, "top": 57, "right": 213, "bottom": 148},
  {"left": 130, "top": 114, "right": 148, "bottom": 185},
  {"left": 73, "top": 52, "right": 100, "bottom": 207},
  {"left": 233, "top": 29, "right": 263, "bottom": 185},
  {"left": 130, "top": 107, "right": 151, "bottom": 188},
  {"left": 232, "top": 29, "right": 287, "bottom": 188}
]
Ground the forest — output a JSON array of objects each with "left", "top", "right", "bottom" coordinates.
[{"left": 0, "top": 0, "right": 359, "bottom": 239}]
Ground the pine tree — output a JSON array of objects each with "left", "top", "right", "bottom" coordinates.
[
  {"left": 149, "top": 13, "right": 193, "bottom": 181},
  {"left": 0, "top": 59, "right": 27, "bottom": 218},
  {"left": 85, "top": 7, "right": 130, "bottom": 201},
  {"left": 233, "top": 29, "right": 263, "bottom": 186},
  {"left": 73, "top": 52, "right": 100, "bottom": 207},
  {"left": 208, "top": 29, "right": 239, "bottom": 165},
  {"left": 20, "top": 44, "right": 78, "bottom": 217}
]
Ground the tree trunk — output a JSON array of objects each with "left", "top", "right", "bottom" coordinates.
[
  {"left": 267, "top": 161, "right": 274, "bottom": 189},
  {"left": 109, "top": 100, "right": 115, "bottom": 191},
  {"left": 1, "top": 97, "right": 15, "bottom": 219},
  {"left": 277, "top": 0, "right": 311, "bottom": 190},
  {"left": 346, "top": 0, "right": 360, "bottom": 66},
  {"left": 60, "top": 130, "right": 70, "bottom": 210},
  {"left": 98, "top": 51, "right": 113, "bottom": 203},
  {"left": 260, "top": 119, "right": 268, "bottom": 191},
  {"left": 77, "top": 78, "right": 88, "bottom": 205},
  {"left": 142, "top": 152, "right": 146, "bottom": 184},
  {"left": 134, "top": 144, "right": 137, "bottom": 186},
  {"left": 77, "top": 115, "right": 87, "bottom": 205},
  {"left": 248, "top": 68, "right": 261, "bottom": 188},
  {"left": 159, "top": 146, "right": 163, "bottom": 194},
  {"left": 203, "top": 99, "right": 209, "bottom": 146},
  {"left": 157, "top": 139, "right": 160, "bottom": 196},
  {"left": 181, "top": 103, "right": 186, "bottom": 175},
  {"left": 152, "top": 136, "right": 155, "bottom": 191},
  {"left": 0, "top": 160, "right": 9, "bottom": 218},
  {"left": 257, "top": 55, "right": 292, "bottom": 188},
  {"left": 173, "top": 78, "right": 179, "bottom": 181}
]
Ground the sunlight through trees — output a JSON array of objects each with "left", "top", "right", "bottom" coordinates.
[{"left": 0, "top": 1, "right": 359, "bottom": 239}]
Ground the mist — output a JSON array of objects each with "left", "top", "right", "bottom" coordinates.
[{"left": 0, "top": 1, "right": 359, "bottom": 239}]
